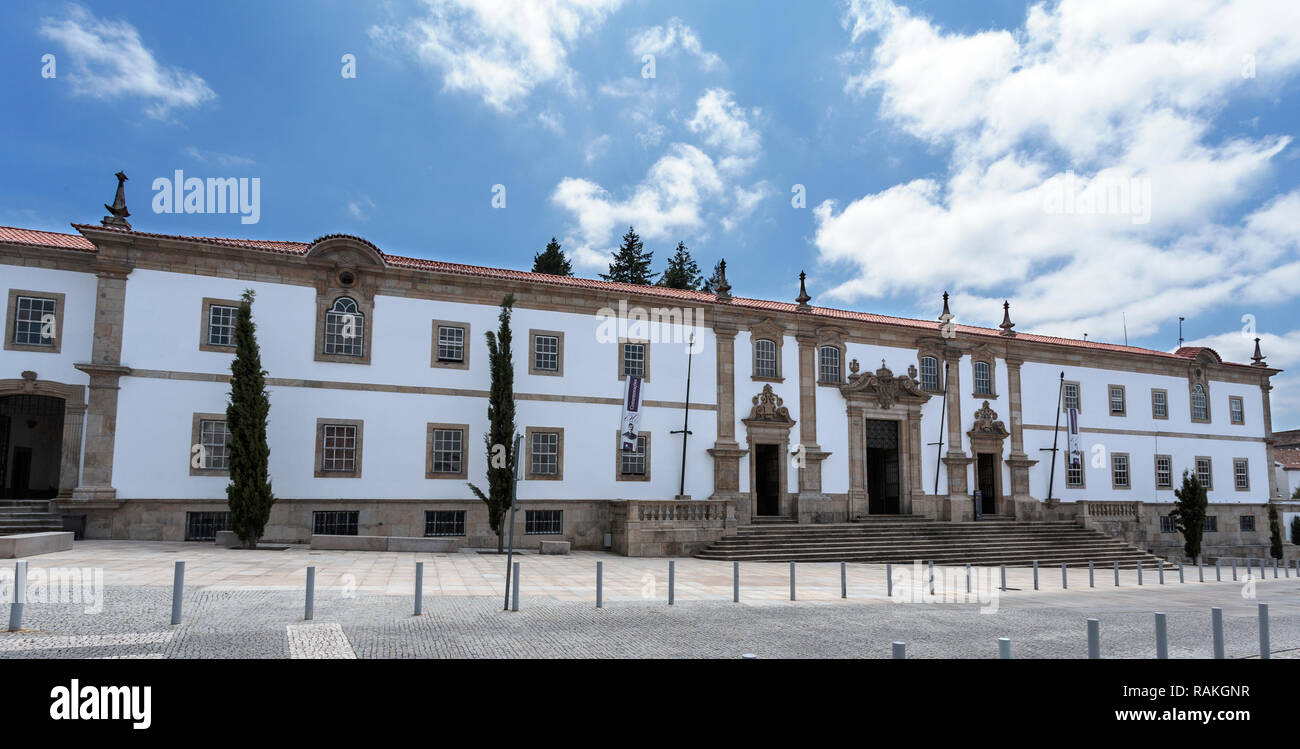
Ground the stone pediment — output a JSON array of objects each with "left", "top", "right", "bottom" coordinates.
[
  {"left": 306, "top": 234, "right": 387, "bottom": 267},
  {"left": 838, "top": 359, "right": 931, "bottom": 409},
  {"left": 744, "top": 384, "right": 794, "bottom": 425},
  {"left": 968, "top": 400, "right": 1008, "bottom": 439}
]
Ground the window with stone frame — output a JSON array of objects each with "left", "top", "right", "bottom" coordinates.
[
  {"left": 424, "top": 510, "right": 466, "bottom": 537},
  {"left": 1160, "top": 515, "right": 1176, "bottom": 533},
  {"left": 1229, "top": 396, "right": 1244, "bottom": 425},
  {"left": 435, "top": 324, "right": 466, "bottom": 364},
  {"left": 1063, "top": 381, "right": 1080, "bottom": 412},
  {"left": 754, "top": 338, "right": 779, "bottom": 379},
  {"left": 1204, "top": 515, "right": 1217, "bottom": 533},
  {"left": 1154, "top": 455, "right": 1172, "bottom": 489},
  {"left": 199, "top": 419, "right": 231, "bottom": 470},
  {"left": 1108, "top": 385, "right": 1126, "bottom": 416},
  {"left": 1111, "top": 452, "right": 1130, "bottom": 488},
  {"left": 5, "top": 289, "right": 66, "bottom": 354},
  {"left": 920, "top": 356, "right": 941, "bottom": 391},
  {"left": 1195, "top": 456, "right": 1213, "bottom": 489},
  {"left": 315, "top": 419, "right": 364, "bottom": 478},
  {"left": 620, "top": 340, "right": 648, "bottom": 380},
  {"left": 525, "top": 509, "right": 563, "bottom": 535},
  {"left": 1191, "top": 384, "right": 1209, "bottom": 421},
  {"left": 1240, "top": 514, "right": 1255, "bottom": 532},
  {"left": 205, "top": 302, "right": 239, "bottom": 348},
  {"left": 324, "top": 297, "right": 364, "bottom": 357},
  {"left": 1150, "top": 389, "right": 1168, "bottom": 419},
  {"left": 619, "top": 433, "right": 648, "bottom": 479},
  {"left": 973, "top": 360, "right": 993, "bottom": 396},
  {"left": 1066, "top": 457, "right": 1084, "bottom": 487},
  {"left": 818, "top": 345, "right": 841, "bottom": 384},
  {"left": 1233, "top": 458, "right": 1249, "bottom": 491},
  {"left": 526, "top": 427, "right": 563, "bottom": 480},
  {"left": 425, "top": 424, "right": 468, "bottom": 479},
  {"left": 529, "top": 330, "right": 563, "bottom": 376}
]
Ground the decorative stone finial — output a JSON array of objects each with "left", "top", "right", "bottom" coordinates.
[
  {"left": 849, "top": 358, "right": 860, "bottom": 375},
  {"left": 795, "top": 270, "right": 811, "bottom": 311},
  {"left": 1251, "top": 337, "right": 1266, "bottom": 367},
  {"left": 714, "top": 259, "right": 732, "bottom": 302},
  {"left": 999, "top": 300, "right": 1016, "bottom": 337},
  {"left": 102, "top": 171, "right": 131, "bottom": 229},
  {"left": 940, "top": 291, "right": 950, "bottom": 319}
]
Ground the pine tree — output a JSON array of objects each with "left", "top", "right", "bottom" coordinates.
[
  {"left": 1269, "top": 503, "right": 1284, "bottom": 559},
  {"left": 701, "top": 260, "right": 725, "bottom": 293},
  {"left": 1169, "top": 469, "right": 1207, "bottom": 561},
  {"left": 225, "top": 289, "right": 275, "bottom": 548},
  {"left": 657, "top": 241, "right": 703, "bottom": 290},
  {"left": 532, "top": 237, "right": 572, "bottom": 276},
  {"left": 468, "top": 294, "right": 518, "bottom": 552},
  {"left": 601, "top": 226, "right": 656, "bottom": 285}
]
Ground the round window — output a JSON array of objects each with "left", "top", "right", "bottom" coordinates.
[{"left": 338, "top": 270, "right": 355, "bottom": 286}]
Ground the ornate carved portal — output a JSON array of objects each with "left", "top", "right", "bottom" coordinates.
[
  {"left": 838, "top": 361, "right": 931, "bottom": 519},
  {"left": 967, "top": 400, "right": 1009, "bottom": 516},
  {"left": 741, "top": 384, "right": 796, "bottom": 520}
]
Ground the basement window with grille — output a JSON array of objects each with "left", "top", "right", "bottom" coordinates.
[
  {"left": 185, "top": 511, "right": 232, "bottom": 541},
  {"left": 313, "top": 510, "right": 359, "bottom": 536}
]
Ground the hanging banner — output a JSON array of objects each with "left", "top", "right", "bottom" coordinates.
[
  {"left": 620, "top": 375, "right": 643, "bottom": 451},
  {"left": 1067, "top": 407, "right": 1082, "bottom": 468}
]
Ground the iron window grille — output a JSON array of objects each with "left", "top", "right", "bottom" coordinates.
[
  {"left": 525, "top": 510, "right": 562, "bottom": 535},
  {"left": 185, "top": 511, "right": 231, "bottom": 541},
  {"left": 324, "top": 297, "right": 364, "bottom": 356},
  {"left": 424, "top": 510, "right": 466, "bottom": 537},
  {"left": 1160, "top": 515, "right": 1176, "bottom": 534},
  {"left": 313, "top": 510, "right": 359, "bottom": 536},
  {"left": 1240, "top": 515, "right": 1256, "bottom": 532},
  {"left": 1204, "top": 515, "right": 1218, "bottom": 532},
  {"left": 14, "top": 295, "right": 56, "bottom": 345}
]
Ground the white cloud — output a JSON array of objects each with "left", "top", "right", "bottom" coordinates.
[
  {"left": 817, "top": 0, "right": 1300, "bottom": 347},
  {"left": 184, "top": 147, "right": 255, "bottom": 168},
  {"left": 630, "top": 17, "right": 722, "bottom": 71},
  {"left": 687, "top": 88, "right": 761, "bottom": 174},
  {"left": 370, "top": 0, "right": 623, "bottom": 113},
  {"left": 584, "top": 134, "right": 611, "bottom": 165},
  {"left": 347, "top": 196, "right": 376, "bottom": 221},
  {"left": 537, "top": 109, "right": 565, "bottom": 134},
  {"left": 39, "top": 4, "right": 216, "bottom": 119}
]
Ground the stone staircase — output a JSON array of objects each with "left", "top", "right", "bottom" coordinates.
[
  {"left": 696, "top": 516, "right": 1165, "bottom": 567},
  {"left": 0, "top": 499, "right": 65, "bottom": 536}
]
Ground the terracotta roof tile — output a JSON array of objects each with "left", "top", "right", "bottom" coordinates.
[
  {"left": 0, "top": 223, "right": 1271, "bottom": 370},
  {"left": 1276, "top": 448, "right": 1300, "bottom": 470}
]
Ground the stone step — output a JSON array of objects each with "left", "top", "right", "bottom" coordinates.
[{"left": 695, "top": 549, "right": 1164, "bottom": 565}]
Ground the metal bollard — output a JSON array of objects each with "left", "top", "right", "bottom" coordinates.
[
  {"left": 1154, "top": 612, "right": 1168, "bottom": 659},
  {"left": 892, "top": 641, "right": 906, "bottom": 659},
  {"left": 928, "top": 560, "right": 934, "bottom": 596},
  {"left": 1000, "top": 564, "right": 1007, "bottom": 592},
  {"left": 1232, "top": 559, "right": 1238, "bottom": 582},
  {"left": 888, "top": 563, "right": 894, "bottom": 597},
  {"left": 1216, "top": 559, "right": 1221, "bottom": 581},
  {"left": 790, "top": 561, "right": 796, "bottom": 601},
  {"left": 1138, "top": 561, "right": 1143, "bottom": 586},
  {"left": 733, "top": 562, "right": 739, "bottom": 603},
  {"left": 1271, "top": 558, "right": 1277, "bottom": 579},
  {"left": 1062, "top": 563, "right": 1068, "bottom": 589},
  {"left": 511, "top": 562, "right": 520, "bottom": 612},
  {"left": 998, "top": 637, "right": 1011, "bottom": 659},
  {"left": 1089, "top": 560, "right": 1095, "bottom": 588},
  {"left": 668, "top": 560, "right": 675, "bottom": 606},
  {"left": 414, "top": 562, "right": 424, "bottom": 616},
  {"left": 1259, "top": 603, "right": 1270, "bottom": 660},
  {"left": 841, "top": 562, "right": 847, "bottom": 599},
  {"left": 170, "top": 560, "right": 185, "bottom": 626},
  {"left": 1178, "top": 561, "right": 1184, "bottom": 584},
  {"left": 1033, "top": 560, "right": 1039, "bottom": 590},
  {"left": 1158, "top": 561, "right": 1164, "bottom": 585},
  {"left": 7, "top": 561, "right": 27, "bottom": 632},
  {"left": 1114, "top": 560, "right": 1120, "bottom": 586},
  {"left": 596, "top": 561, "right": 603, "bottom": 609},
  {"left": 1211, "top": 607, "right": 1225, "bottom": 659},
  {"left": 305, "top": 566, "right": 315, "bottom": 621},
  {"left": 966, "top": 563, "right": 972, "bottom": 594},
  {"left": 1198, "top": 556, "right": 1204, "bottom": 582},
  {"left": 1087, "top": 618, "right": 1100, "bottom": 659}
]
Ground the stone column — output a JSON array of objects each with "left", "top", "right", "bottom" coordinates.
[
  {"left": 941, "top": 350, "right": 971, "bottom": 518},
  {"left": 72, "top": 263, "right": 131, "bottom": 502},
  {"left": 1262, "top": 377, "right": 1281, "bottom": 499},
  {"left": 846, "top": 405, "right": 866, "bottom": 519},
  {"left": 707, "top": 324, "right": 748, "bottom": 519},
  {"left": 792, "top": 334, "right": 832, "bottom": 521},
  {"left": 1003, "top": 357, "right": 1038, "bottom": 518},
  {"left": 57, "top": 402, "right": 86, "bottom": 497}
]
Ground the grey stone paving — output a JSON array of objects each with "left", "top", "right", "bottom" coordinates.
[{"left": 2, "top": 583, "right": 1296, "bottom": 659}]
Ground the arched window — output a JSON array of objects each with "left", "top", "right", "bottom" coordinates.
[
  {"left": 754, "top": 339, "right": 778, "bottom": 378},
  {"left": 1191, "top": 384, "right": 1208, "bottom": 421},
  {"left": 818, "top": 346, "right": 841, "bottom": 383},
  {"left": 973, "top": 360, "right": 993, "bottom": 395},
  {"left": 324, "top": 297, "right": 364, "bottom": 356},
  {"left": 919, "top": 356, "right": 939, "bottom": 391}
]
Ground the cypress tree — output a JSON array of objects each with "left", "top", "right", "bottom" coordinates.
[
  {"left": 1169, "top": 469, "right": 1207, "bottom": 561},
  {"left": 468, "top": 294, "right": 518, "bottom": 552},
  {"left": 701, "top": 260, "right": 725, "bottom": 293},
  {"left": 532, "top": 237, "right": 573, "bottom": 276},
  {"left": 226, "top": 289, "right": 275, "bottom": 548},
  {"left": 1268, "top": 503, "right": 1284, "bottom": 559},
  {"left": 601, "top": 226, "right": 656, "bottom": 285},
  {"left": 657, "top": 241, "right": 703, "bottom": 290},
  {"left": 1291, "top": 515, "right": 1300, "bottom": 545}
]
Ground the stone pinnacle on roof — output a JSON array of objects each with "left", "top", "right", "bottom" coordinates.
[
  {"left": 795, "top": 270, "right": 811, "bottom": 311},
  {"left": 102, "top": 171, "right": 131, "bottom": 230},
  {"left": 939, "top": 290, "right": 950, "bottom": 320},
  {"left": 714, "top": 259, "right": 732, "bottom": 302},
  {"left": 1251, "top": 337, "right": 1267, "bottom": 367},
  {"left": 999, "top": 300, "right": 1016, "bottom": 337}
]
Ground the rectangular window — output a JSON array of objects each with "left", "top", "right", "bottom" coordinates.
[
  {"left": 313, "top": 510, "right": 359, "bottom": 536},
  {"left": 1195, "top": 456, "right": 1213, "bottom": 489},
  {"left": 819, "top": 346, "right": 841, "bottom": 383},
  {"left": 1111, "top": 452, "right": 1130, "bottom": 488},
  {"left": 199, "top": 419, "right": 231, "bottom": 470},
  {"left": 1160, "top": 515, "right": 1176, "bottom": 534},
  {"left": 530, "top": 330, "right": 563, "bottom": 375},
  {"left": 437, "top": 325, "right": 465, "bottom": 362},
  {"left": 324, "top": 307, "right": 364, "bottom": 356},
  {"left": 424, "top": 510, "right": 466, "bottom": 537},
  {"left": 1233, "top": 458, "right": 1249, "bottom": 490},
  {"left": 525, "top": 509, "right": 563, "bottom": 535},
  {"left": 185, "top": 511, "right": 231, "bottom": 541},
  {"left": 620, "top": 434, "right": 647, "bottom": 477},
  {"left": 920, "top": 356, "right": 940, "bottom": 391},
  {"left": 1240, "top": 514, "right": 1256, "bottom": 532},
  {"left": 973, "top": 361, "right": 993, "bottom": 396},
  {"left": 316, "top": 420, "right": 363, "bottom": 477},
  {"left": 527, "top": 428, "right": 562, "bottom": 479},
  {"left": 430, "top": 428, "right": 464, "bottom": 475},
  {"left": 1063, "top": 381, "right": 1080, "bottom": 412},
  {"left": 754, "top": 339, "right": 778, "bottom": 379},
  {"left": 1151, "top": 389, "right": 1168, "bottom": 419},
  {"left": 622, "top": 341, "right": 646, "bottom": 379},
  {"left": 1066, "top": 456, "right": 1083, "bottom": 487},
  {"left": 207, "top": 304, "right": 238, "bottom": 347},
  {"left": 1204, "top": 515, "right": 1217, "bottom": 533},
  {"left": 1154, "top": 455, "right": 1172, "bottom": 489},
  {"left": 13, "top": 295, "right": 57, "bottom": 346},
  {"left": 1108, "top": 385, "right": 1125, "bottom": 416},
  {"left": 1229, "top": 396, "right": 1244, "bottom": 425}
]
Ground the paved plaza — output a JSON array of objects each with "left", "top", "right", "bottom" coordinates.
[{"left": 1, "top": 541, "right": 1297, "bottom": 658}]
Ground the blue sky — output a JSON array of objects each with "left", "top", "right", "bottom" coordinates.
[{"left": 3, "top": 0, "right": 1299, "bottom": 425}]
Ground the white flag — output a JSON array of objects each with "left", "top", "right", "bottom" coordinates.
[
  {"left": 1067, "top": 407, "right": 1082, "bottom": 468},
  {"left": 620, "top": 375, "right": 644, "bottom": 451}
]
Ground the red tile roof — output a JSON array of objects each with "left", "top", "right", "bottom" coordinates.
[
  {"left": 0, "top": 224, "right": 1273, "bottom": 370},
  {"left": 1276, "top": 448, "right": 1300, "bottom": 470}
]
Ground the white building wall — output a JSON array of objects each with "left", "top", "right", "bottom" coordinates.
[{"left": 2, "top": 266, "right": 98, "bottom": 386}]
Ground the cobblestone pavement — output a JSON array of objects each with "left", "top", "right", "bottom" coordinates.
[{"left": 1, "top": 541, "right": 1297, "bottom": 658}]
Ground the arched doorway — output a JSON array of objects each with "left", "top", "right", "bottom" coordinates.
[{"left": 0, "top": 395, "right": 65, "bottom": 498}]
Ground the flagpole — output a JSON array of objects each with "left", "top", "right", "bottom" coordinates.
[
  {"left": 1042, "top": 372, "right": 1065, "bottom": 503},
  {"left": 672, "top": 332, "right": 696, "bottom": 498},
  {"left": 928, "top": 361, "right": 949, "bottom": 496}
]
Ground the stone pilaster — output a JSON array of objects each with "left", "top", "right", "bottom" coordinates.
[
  {"left": 792, "top": 333, "right": 832, "bottom": 522},
  {"left": 708, "top": 324, "right": 748, "bottom": 519},
  {"left": 846, "top": 405, "right": 866, "bottom": 518},
  {"left": 1262, "top": 377, "right": 1281, "bottom": 499},
  {"left": 71, "top": 262, "right": 132, "bottom": 502},
  {"left": 58, "top": 402, "right": 86, "bottom": 497},
  {"left": 1003, "top": 357, "right": 1038, "bottom": 518},
  {"left": 941, "top": 350, "right": 971, "bottom": 516}
]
